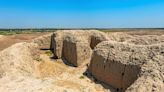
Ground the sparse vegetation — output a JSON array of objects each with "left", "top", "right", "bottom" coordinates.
[
  {"left": 45, "top": 50, "right": 53, "bottom": 56},
  {"left": 0, "top": 28, "right": 58, "bottom": 36},
  {"left": 34, "top": 56, "right": 43, "bottom": 62},
  {"left": 0, "top": 31, "right": 36, "bottom": 35},
  {"left": 79, "top": 75, "right": 85, "bottom": 79}
]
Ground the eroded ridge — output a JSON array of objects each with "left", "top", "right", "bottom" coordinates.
[{"left": 89, "top": 41, "right": 164, "bottom": 92}]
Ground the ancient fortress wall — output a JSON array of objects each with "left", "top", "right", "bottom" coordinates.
[
  {"left": 51, "top": 30, "right": 108, "bottom": 66},
  {"left": 32, "top": 33, "right": 52, "bottom": 49},
  {"left": 88, "top": 41, "right": 142, "bottom": 91},
  {"left": 89, "top": 41, "right": 164, "bottom": 92},
  {"left": 63, "top": 40, "right": 91, "bottom": 66},
  {"left": 28, "top": 30, "right": 164, "bottom": 92},
  {"left": 0, "top": 30, "right": 163, "bottom": 92},
  {"left": 51, "top": 30, "right": 164, "bottom": 92}
]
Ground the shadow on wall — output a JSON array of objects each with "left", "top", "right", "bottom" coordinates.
[
  {"left": 50, "top": 30, "right": 109, "bottom": 67},
  {"left": 87, "top": 41, "right": 142, "bottom": 92},
  {"left": 50, "top": 33, "right": 55, "bottom": 52},
  {"left": 88, "top": 61, "right": 141, "bottom": 92},
  {"left": 83, "top": 68, "right": 117, "bottom": 92},
  {"left": 85, "top": 59, "right": 141, "bottom": 91}
]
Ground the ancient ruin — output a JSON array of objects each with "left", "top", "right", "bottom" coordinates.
[
  {"left": 89, "top": 41, "right": 164, "bottom": 91},
  {"left": 50, "top": 30, "right": 164, "bottom": 92},
  {"left": 51, "top": 30, "right": 108, "bottom": 66},
  {"left": 0, "top": 30, "right": 163, "bottom": 92}
]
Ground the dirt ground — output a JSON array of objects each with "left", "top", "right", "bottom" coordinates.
[
  {"left": 0, "top": 32, "right": 50, "bottom": 51},
  {"left": 34, "top": 49, "right": 114, "bottom": 92}
]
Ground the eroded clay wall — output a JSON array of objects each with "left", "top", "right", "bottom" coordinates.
[
  {"left": 89, "top": 32, "right": 109, "bottom": 49},
  {"left": 90, "top": 36, "right": 106, "bottom": 49},
  {"left": 62, "top": 37, "right": 91, "bottom": 66},
  {"left": 76, "top": 42, "right": 91, "bottom": 66},
  {"left": 89, "top": 41, "right": 141, "bottom": 92},
  {"left": 122, "top": 65, "right": 141, "bottom": 91},
  {"left": 52, "top": 32, "right": 64, "bottom": 58},
  {"left": 62, "top": 40, "right": 78, "bottom": 66},
  {"left": 51, "top": 30, "right": 108, "bottom": 66},
  {"left": 32, "top": 34, "right": 52, "bottom": 49}
]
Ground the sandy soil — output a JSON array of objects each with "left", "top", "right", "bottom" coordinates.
[{"left": 0, "top": 33, "right": 49, "bottom": 51}]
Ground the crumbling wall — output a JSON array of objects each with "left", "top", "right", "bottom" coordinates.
[
  {"left": 32, "top": 34, "right": 52, "bottom": 50},
  {"left": 126, "top": 76, "right": 164, "bottom": 92},
  {"left": 89, "top": 41, "right": 164, "bottom": 92},
  {"left": 125, "top": 35, "right": 164, "bottom": 45},
  {"left": 63, "top": 39, "right": 91, "bottom": 66},
  {"left": 89, "top": 41, "right": 142, "bottom": 92},
  {"left": 89, "top": 31, "right": 109, "bottom": 49},
  {"left": 89, "top": 53, "right": 141, "bottom": 91},
  {"left": 62, "top": 32, "right": 92, "bottom": 66},
  {"left": 122, "top": 65, "right": 141, "bottom": 91},
  {"left": 52, "top": 32, "right": 64, "bottom": 58},
  {"left": 50, "top": 33, "right": 55, "bottom": 51},
  {"left": 107, "top": 32, "right": 133, "bottom": 42},
  {"left": 63, "top": 40, "right": 77, "bottom": 66},
  {"left": 51, "top": 30, "right": 108, "bottom": 66},
  {"left": 107, "top": 32, "right": 164, "bottom": 45}
]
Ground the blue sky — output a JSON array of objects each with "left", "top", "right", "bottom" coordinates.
[{"left": 0, "top": 0, "right": 164, "bottom": 28}]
